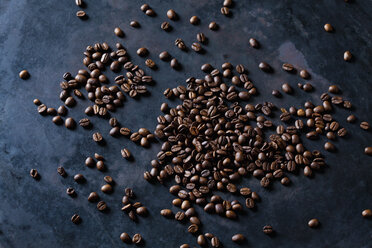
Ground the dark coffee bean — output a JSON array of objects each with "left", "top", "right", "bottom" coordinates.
[
  {"left": 328, "top": 85, "right": 339, "bottom": 93},
  {"left": 96, "top": 160, "right": 106, "bottom": 171},
  {"left": 52, "top": 116, "right": 63, "bottom": 125},
  {"left": 209, "top": 21, "right": 218, "bottom": 30},
  {"left": 132, "top": 234, "right": 142, "bottom": 244},
  {"left": 280, "top": 112, "right": 291, "bottom": 122},
  {"left": 75, "top": 0, "right": 83, "bottom": 6},
  {"left": 85, "top": 106, "right": 94, "bottom": 115},
  {"left": 190, "top": 16, "right": 199, "bottom": 25},
  {"left": 33, "top": 99, "right": 41, "bottom": 105},
  {"left": 92, "top": 132, "right": 103, "bottom": 142},
  {"left": 160, "top": 209, "right": 173, "bottom": 218},
  {"left": 101, "top": 184, "right": 113, "bottom": 194},
  {"left": 159, "top": 51, "right": 170, "bottom": 61},
  {"left": 137, "top": 47, "right": 148, "bottom": 57},
  {"left": 249, "top": 38, "right": 259, "bottom": 48},
  {"left": 259, "top": 62, "right": 272, "bottom": 72},
  {"left": 326, "top": 131, "right": 336, "bottom": 140},
  {"left": 197, "top": 234, "right": 206, "bottom": 246},
  {"left": 364, "top": 147, "right": 372, "bottom": 156},
  {"left": 66, "top": 187, "right": 75, "bottom": 196},
  {"left": 346, "top": 115, "right": 355, "bottom": 123},
  {"left": 19, "top": 70, "right": 30, "bottom": 79},
  {"left": 224, "top": 0, "right": 232, "bottom": 7},
  {"left": 110, "top": 61, "right": 120, "bottom": 72},
  {"left": 324, "top": 23, "right": 333, "bottom": 32},
  {"left": 65, "top": 117, "right": 76, "bottom": 129},
  {"left": 300, "top": 69, "right": 310, "bottom": 79},
  {"left": 120, "top": 127, "right": 131, "bottom": 136},
  {"left": 121, "top": 148, "right": 131, "bottom": 159},
  {"left": 263, "top": 225, "right": 273, "bottom": 234},
  {"left": 232, "top": 234, "right": 245, "bottom": 243},
  {"left": 170, "top": 58, "right": 179, "bottom": 69},
  {"left": 167, "top": 9, "right": 177, "bottom": 20},
  {"left": 136, "top": 206, "right": 148, "bottom": 216},
  {"left": 71, "top": 214, "right": 81, "bottom": 224},
  {"left": 88, "top": 192, "right": 99, "bottom": 202},
  {"left": 362, "top": 209, "right": 372, "bottom": 218},
  {"left": 161, "top": 21, "right": 171, "bottom": 31},
  {"left": 120, "top": 232, "right": 131, "bottom": 243},
  {"left": 360, "top": 121, "right": 370, "bottom": 130},
  {"left": 344, "top": 51, "right": 352, "bottom": 61},
  {"left": 85, "top": 156, "right": 95, "bottom": 167},
  {"left": 65, "top": 96, "right": 76, "bottom": 107},
  {"left": 74, "top": 174, "right": 85, "bottom": 183},
  {"left": 109, "top": 127, "right": 120, "bottom": 137},
  {"left": 191, "top": 42, "right": 202, "bottom": 52},
  {"left": 304, "top": 166, "right": 312, "bottom": 177},
  {"left": 76, "top": 10, "right": 86, "bottom": 18},
  {"left": 97, "top": 201, "right": 107, "bottom": 211},
  {"left": 94, "top": 153, "right": 104, "bottom": 161},
  {"left": 324, "top": 142, "right": 335, "bottom": 152},
  {"left": 114, "top": 27, "right": 124, "bottom": 37},
  {"left": 109, "top": 117, "right": 118, "bottom": 127},
  {"left": 197, "top": 33, "right": 206, "bottom": 43},
  {"left": 38, "top": 104, "right": 47, "bottom": 115},
  {"left": 272, "top": 89, "right": 281, "bottom": 97},
  {"left": 30, "top": 169, "right": 39, "bottom": 179},
  {"left": 281, "top": 177, "right": 290, "bottom": 185},
  {"left": 337, "top": 128, "right": 347, "bottom": 137},
  {"left": 282, "top": 83, "right": 293, "bottom": 94},
  {"left": 221, "top": 6, "right": 230, "bottom": 15},
  {"left": 145, "top": 9, "right": 155, "bottom": 16},
  {"left": 282, "top": 63, "right": 294, "bottom": 72},
  {"left": 308, "top": 218, "right": 319, "bottom": 228},
  {"left": 303, "top": 83, "right": 313, "bottom": 92},
  {"left": 145, "top": 59, "right": 156, "bottom": 69},
  {"left": 57, "top": 166, "right": 67, "bottom": 177},
  {"left": 140, "top": 4, "right": 150, "bottom": 12},
  {"left": 130, "top": 20, "right": 140, "bottom": 27},
  {"left": 211, "top": 237, "right": 220, "bottom": 247},
  {"left": 57, "top": 105, "right": 67, "bottom": 116},
  {"left": 79, "top": 118, "right": 90, "bottom": 128}
]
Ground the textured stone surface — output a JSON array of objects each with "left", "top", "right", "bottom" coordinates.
[{"left": 0, "top": 0, "right": 371, "bottom": 247}]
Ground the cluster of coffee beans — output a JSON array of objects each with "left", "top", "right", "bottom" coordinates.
[{"left": 121, "top": 188, "right": 148, "bottom": 221}]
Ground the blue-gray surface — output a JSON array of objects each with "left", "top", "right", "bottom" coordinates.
[{"left": 0, "top": 0, "right": 372, "bottom": 247}]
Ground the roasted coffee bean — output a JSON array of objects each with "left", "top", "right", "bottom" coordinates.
[
  {"left": 130, "top": 20, "right": 140, "bottom": 27},
  {"left": 259, "top": 62, "right": 272, "bottom": 72},
  {"left": 97, "top": 201, "right": 107, "bottom": 211},
  {"left": 145, "top": 9, "right": 155, "bottom": 16},
  {"left": 88, "top": 192, "right": 99, "bottom": 202},
  {"left": 85, "top": 106, "right": 94, "bottom": 116},
  {"left": 282, "top": 83, "right": 293, "bottom": 94},
  {"left": 121, "top": 148, "right": 131, "bottom": 159},
  {"left": 30, "top": 169, "right": 39, "bottom": 179},
  {"left": 132, "top": 234, "right": 142, "bottom": 244},
  {"left": 145, "top": 59, "right": 156, "bottom": 69},
  {"left": 120, "top": 127, "right": 131, "bottom": 136},
  {"left": 52, "top": 116, "right": 63, "bottom": 125},
  {"left": 232, "top": 234, "right": 245, "bottom": 243},
  {"left": 57, "top": 105, "right": 67, "bottom": 116},
  {"left": 362, "top": 209, "right": 372, "bottom": 218},
  {"left": 19, "top": 70, "right": 30, "bottom": 79},
  {"left": 197, "top": 33, "right": 206, "bottom": 43},
  {"left": 65, "top": 96, "right": 76, "bottom": 107},
  {"left": 57, "top": 166, "right": 67, "bottom": 177},
  {"left": 74, "top": 174, "right": 85, "bottom": 183},
  {"left": 191, "top": 42, "right": 202, "bottom": 52},
  {"left": 120, "top": 232, "right": 131, "bottom": 243},
  {"left": 71, "top": 214, "right": 81, "bottom": 224},
  {"left": 76, "top": 10, "right": 86, "bottom": 18},
  {"left": 101, "top": 184, "right": 113, "bottom": 194},
  {"left": 344, "top": 51, "right": 352, "bottom": 61},
  {"left": 324, "top": 142, "right": 335, "bottom": 152},
  {"left": 167, "top": 9, "right": 177, "bottom": 20},
  {"left": 249, "top": 38, "right": 259, "bottom": 48},
  {"left": 137, "top": 47, "right": 148, "bottom": 57},
  {"left": 360, "top": 121, "right": 370, "bottom": 130},
  {"left": 140, "top": 4, "right": 150, "bottom": 12},
  {"left": 224, "top": 0, "right": 232, "bottom": 7},
  {"left": 211, "top": 237, "right": 220, "bottom": 247},
  {"left": 92, "top": 132, "right": 103, "bottom": 142},
  {"left": 300, "top": 69, "right": 310, "bottom": 79},
  {"left": 263, "top": 225, "right": 273, "bottom": 234},
  {"left": 272, "top": 89, "right": 281, "bottom": 97},
  {"left": 308, "top": 218, "right": 319, "bottom": 228},
  {"left": 209, "top": 21, "right": 218, "bottom": 30},
  {"left": 160, "top": 209, "right": 173, "bottom": 218},
  {"left": 189, "top": 16, "right": 199, "bottom": 25},
  {"left": 160, "top": 21, "right": 171, "bottom": 31},
  {"left": 324, "top": 23, "right": 333, "bottom": 32},
  {"left": 109, "top": 117, "right": 118, "bottom": 127},
  {"left": 66, "top": 187, "right": 76, "bottom": 196},
  {"left": 282, "top": 63, "right": 294, "bottom": 72},
  {"left": 33, "top": 99, "right": 41, "bottom": 105},
  {"left": 65, "top": 117, "right": 76, "bottom": 129},
  {"left": 328, "top": 85, "right": 339, "bottom": 93},
  {"left": 221, "top": 6, "right": 230, "bottom": 15},
  {"left": 109, "top": 127, "right": 120, "bottom": 136},
  {"left": 114, "top": 27, "right": 124, "bottom": 37},
  {"left": 337, "top": 128, "right": 347, "bottom": 137},
  {"left": 281, "top": 177, "right": 290, "bottom": 185},
  {"left": 170, "top": 58, "right": 179, "bottom": 69},
  {"left": 85, "top": 156, "right": 95, "bottom": 167},
  {"left": 79, "top": 118, "right": 90, "bottom": 128},
  {"left": 96, "top": 160, "right": 105, "bottom": 171},
  {"left": 197, "top": 235, "right": 206, "bottom": 246},
  {"left": 110, "top": 61, "right": 120, "bottom": 72},
  {"left": 159, "top": 51, "right": 170, "bottom": 61},
  {"left": 303, "top": 83, "right": 313, "bottom": 92}
]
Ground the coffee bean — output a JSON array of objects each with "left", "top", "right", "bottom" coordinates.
[
  {"left": 211, "top": 237, "right": 220, "bottom": 247},
  {"left": 191, "top": 42, "right": 202, "bottom": 52},
  {"left": 304, "top": 166, "right": 312, "bottom": 177},
  {"left": 110, "top": 61, "right": 120, "bottom": 72},
  {"left": 96, "top": 161, "right": 106, "bottom": 171},
  {"left": 232, "top": 234, "right": 245, "bottom": 243},
  {"left": 282, "top": 63, "right": 294, "bottom": 72},
  {"left": 324, "top": 142, "right": 335, "bottom": 152},
  {"left": 109, "top": 117, "right": 118, "bottom": 127},
  {"left": 281, "top": 177, "right": 290, "bottom": 185},
  {"left": 224, "top": 0, "right": 232, "bottom": 7},
  {"left": 170, "top": 58, "right": 179, "bottom": 69},
  {"left": 300, "top": 69, "right": 310, "bottom": 79},
  {"left": 71, "top": 214, "right": 81, "bottom": 224},
  {"left": 76, "top": 10, "right": 86, "bottom": 18},
  {"left": 303, "top": 83, "right": 313, "bottom": 92},
  {"left": 197, "top": 33, "right": 206, "bottom": 44},
  {"left": 66, "top": 187, "right": 76, "bottom": 196},
  {"left": 57, "top": 105, "right": 67, "bottom": 116},
  {"left": 161, "top": 209, "right": 173, "bottom": 218},
  {"left": 75, "top": 0, "right": 83, "bottom": 6},
  {"left": 79, "top": 118, "right": 90, "bottom": 128},
  {"left": 190, "top": 16, "right": 199, "bottom": 25},
  {"left": 109, "top": 127, "right": 120, "bottom": 137},
  {"left": 197, "top": 234, "right": 206, "bottom": 246},
  {"left": 249, "top": 38, "right": 259, "bottom": 48},
  {"left": 161, "top": 21, "right": 171, "bottom": 31},
  {"left": 74, "top": 174, "right": 85, "bottom": 183},
  {"left": 30, "top": 169, "right": 39, "bottom": 179},
  {"left": 364, "top": 147, "right": 372, "bottom": 156},
  {"left": 92, "top": 132, "right": 103, "bottom": 142},
  {"left": 121, "top": 148, "right": 131, "bottom": 159},
  {"left": 263, "top": 225, "right": 273, "bottom": 234},
  {"left": 65, "top": 117, "right": 76, "bottom": 129},
  {"left": 159, "top": 51, "right": 170, "bottom": 61},
  {"left": 245, "top": 198, "right": 255, "bottom": 209},
  {"left": 85, "top": 157, "right": 95, "bottom": 167},
  {"left": 88, "top": 192, "right": 99, "bottom": 202},
  {"left": 140, "top": 4, "right": 150, "bottom": 12},
  {"left": 271, "top": 89, "right": 281, "bottom": 97},
  {"left": 282, "top": 83, "right": 293, "bottom": 94},
  {"left": 19, "top": 70, "right": 30, "bottom": 79},
  {"left": 120, "top": 232, "right": 131, "bottom": 243},
  {"left": 37, "top": 104, "right": 47, "bottom": 115},
  {"left": 360, "top": 121, "right": 369, "bottom": 130},
  {"left": 132, "top": 234, "right": 142, "bottom": 244},
  {"left": 130, "top": 20, "right": 140, "bottom": 27},
  {"left": 137, "top": 47, "right": 148, "bottom": 57},
  {"left": 57, "top": 166, "right": 66, "bottom": 177},
  {"left": 33, "top": 99, "right": 41, "bottom": 106},
  {"left": 65, "top": 96, "right": 76, "bottom": 107},
  {"left": 221, "top": 6, "right": 230, "bottom": 15},
  {"left": 362, "top": 209, "right": 372, "bottom": 218},
  {"left": 120, "top": 127, "right": 131, "bottom": 136},
  {"left": 97, "top": 201, "right": 107, "bottom": 211},
  {"left": 328, "top": 85, "right": 339, "bottom": 93},
  {"left": 52, "top": 116, "right": 62, "bottom": 125},
  {"left": 85, "top": 106, "right": 94, "bottom": 115},
  {"left": 145, "top": 9, "right": 155, "bottom": 16},
  {"left": 209, "top": 21, "right": 218, "bottom": 30},
  {"left": 101, "top": 184, "right": 113, "bottom": 194},
  {"left": 344, "top": 51, "right": 352, "bottom": 61},
  {"left": 337, "top": 128, "right": 347, "bottom": 137},
  {"left": 114, "top": 27, "right": 124, "bottom": 37},
  {"left": 308, "top": 218, "right": 319, "bottom": 228},
  {"left": 167, "top": 9, "right": 177, "bottom": 20},
  {"left": 145, "top": 59, "right": 156, "bottom": 69},
  {"left": 259, "top": 62, "right": 272, "bottom": 72},
  {"left": 324, "top": 23, "right": 333, "bottom": 32}
]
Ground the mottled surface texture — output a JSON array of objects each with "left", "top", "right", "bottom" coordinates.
[{"left": 0, "top": 0, "right": 372, "bottom": 247}]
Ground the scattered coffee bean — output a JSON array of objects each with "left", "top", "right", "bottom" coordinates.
[
  {"left": 132, "top": 234, "right": 142, "bottom": 244},
  {"left": 79, "top": 118, "right": 90, "bottom": 128},
  {"left": 101, "top": 184, "right": 113, "bottom": 194},
  {"left": 196, "top": 33, "right": 206, "bottom": 44},
  {"left": 344, "top": 51, "right": 352, "bottom": 61},
  {"left": 93, "top": 132, "right": 103, "bottom": 142},
  {"left": 88, "top": 192, "right": 99, "bottom": 202},
  {"left": 211, "top": 236, "right": 220, "bottom": 247},
  {"left": 74, "top": 174, "right": 85, "bottom": 183},
  {"left": 259, "top": 62, "right": 272, "bottom": 72},
  {"left": 324, "top": 142, "right": 335, "bottom": 152},
  {"left": 161, "top": 209, "right": 173, "bottom": 218},
  {"left": 189, "top": 16, "right": 199, "bottom": 25},
  {"left": 161, "top": 21, "right": 171, "bottom": 31},
  {"left": 52, "top": 116, "right": 63, "bottom": 125},
  {"left": 65, "top": 117, "right": 76, "bottom": 129},
  {"left": 97, "top": 201, "right": 107, "bottom": 211},
  {"left": 167, "top": 9, "right": 177, "bottom": 20},
  {"left": 170, "top": 58, "right": 179, "bottom": 69},
  {"left": 324, "top": 23, "right": 334, "bottom": 32},
  {"left": 347, "top": 114, "right": 356, "bottom": 123},
  {"left": 57, "top": 166, "right": 67, "bottom": 177},
  {"left": 137, "top": 47, "right": 148, "bottom": 57},
  {"left": 364, "top": 147, "right": 372, "bottom": 156},
  {"left": 30, "top": 169, "right": 39, "bottom": 179},
  {"left": 130, "top": 20, "right": 140, "bottom": 28},
  {"left": 209, "top": 21, "right": 218, "bottom": 30},
  {"left": 121, "top": 148, "right": 131, "bottom": 159},
  {"left": 96, "top": 160, "right": 106, "bottom": 171},
  {"left": 75, "top": 0, "right": 83, "bottom": 7},
  {"left": 282, "top": 63, "right": 294, "bottom": 72},
  {"left": 232, "top": 233, "right": 245, "bottom": 243},
  {"left": 221, "top": 6, "right": 230, "bottom": 15},
  {"left": 120, "top": 232, "right": 131, "bottom": 243},
  {"left": 140, "top": 4, "right": 150, "bottom": 12},
  {"left": 65, "top": 96, "right": 76, "bottom": 107},
  {"left": 145, "top": 59, "right": 156, "bottom": 69},
  {"left": 282, "top": 83, "right": 293, "bottom": 94},
  {"left": 19, "top": 70, "right": 30, "bottom": 79},
  {"left": 145, "top": 9, "right": 155, "bottom": 16},
  {"left": 159, "top": 51, "right": 171, "bottom": 61},
  {"left": 76, "top": 10, "right": 86, "bottom": 18},
  {"left": 66, "top": 187, "right": 76, "bottom": 196},
  {"left": 308, "top": 218, "right": 319, "bottom": 228},
  {"left": 71, "top": 214, "right": 81, "bottom": 224},
  {"left": 191, "top": 42, "right": 202, "bottom": 52},
  {"left": 197, "top": 234, "right": 206, "bottom": 246},
  {"left": 263, "top": 225, "right": 273, "bottom": 234},
  {"left": 360, "top": 121, "right": 369, "bottom": 130},
  {"left": 249, "top": 38, "right": 259, "bottom": 48},
  {"left": 300, "top": 69, "right": 310, "bottom": 79},
  {"left": 362, "top": 209, "right": 372, "bottom": 218},
  {"left": 329, "top": 85, "right": 339, "bottom": 93}
]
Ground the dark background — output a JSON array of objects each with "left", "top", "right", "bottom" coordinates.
[{"left": 0, "top": 0, "right": 371, "bottom": 247}]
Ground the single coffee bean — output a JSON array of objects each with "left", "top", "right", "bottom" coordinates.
[
  {"left": 197, "top": 33, "right": 206, "bottom": 43},
  {"left": 30, "top": 169, "right": 39, "bottom": 179},
  {"left": 120, "top": 232, "right": 131, "bottom": 243},
  {"left": 232, "top": 234, "right": 245, "bottom": 243},
  {"left": 101, "top": 184, "right": 113, "bottom": 194},
  {"left": 92, "top": 132, "right": 103, "bottom": 142},
  {"left": 85, "top": 106, "right": 94, "bottom": 116},
  {"left": 324, "top": 23, "right": 333, "bottom": 32},
  {"left": 344, "top": 51, "right": 352, "bottom": 61},
  {"left": 160, "top": 209, "right": 173, "bottom": 218},
  {"left": 145, "top": 9, "right": 155, "bottom": 16},
  {"left": 224, "top": 0, "right": 232, "bottom": 7},
  {"left": 324, "top": 142, "right": 335, "bottom": 152},
  {"left": 121, "top": 148, "right": 131, "bottom": 159},
  {"left": 337, "top": 128, "right": 347, "bottom": 137},
  {"left": 97, "top": 201, "right": 107, "bottom": 211},
  {"left": 189, "top": 16, "right": 199, "bottom": 25},
  {"left": 88, "top": 192, "right": 99, "bottom": 202},
  {"left": 132, "top": 234, "right": 142, "bottom": 244},
  {"left": 281, "top": 177, "right": 290, "bottom": 185},
  {"left": 170, "top": 58, "right": 179, "bottom": 69},
  {"left": 282, "top": 63, "right": 294, "bottom": 72},
  {"left": 130, "top": 20, "right": 140, "bottom": 27},
  {"left": 159, "top": 51, "right": 170, "bottom": 61},
  {"left": 65, "top": 96, "right": 76, "bottom": 107},
  {"left": 114, "top": 27, "right": 124, "bottom": 37},
  {"left": 66, "top": 187, "right": 76, "bottom": 196},
  {"left": 103, "top": 176, "right": 113, "bottom": 185},
  {"left": 85, "top": 157, "right": 95, "bottom": 167},
  {"left": 140, "top": 4, "right": 149, "bottom": 12},
  {"left": 109, "top": 117, "right": 118, "bottom": 127},
  {"left": 300, "top": 69, "right": 310, "bottom": 79},
  {"left": 145, "top": 59, "right": 156, "bottom": 69},
  {"left": 329, "top": 85, "right": 339, "bottom": 93},
  {"left": 272, "top": 89, "right": 281, "bottom": 97},
  {"left": 120, "top": 127, "right": 131, "bottom": 136},
  {"left": 304, "top": 166, "right": 312, "bottom": 177},
  {"left": 211, "top": 237, "right": 220, "bottom": 247},
  {"left": 57, "top": 105, "right": 67, "bottom": 116},
  {"left": 137, "top": 47, "right": 148, "bottom": 57},
  {"left": 308, "top": 218, "right": 319, "bottom": 228},
  {"left": 109, "top": 127, "right": 120, "bottom": 136},
  {"left": 221, "top": 6, "right": 230, "bottom": 15},
  {"left": 79, "top": 118, "right": 90, "bottom": 128},
  {"left": 110, "top": 61, "right": 120, "bottom": 72},
  {"left": 57, "top": 166, "right": 67, "bottom": 177},
  {"left": 71, "top": 214, "right": 81, "bottom": 224},
  {"left": 33, "top": 99, "right": 41, "bottom": 105},
  {"left": 362, "top": 209, "right": 372, "bottom": 218},
  {"left": 249, "top": 38, "right": 259, "bottom": 48},
  {"left": 160, "top": 21, "right": 171, "bottom": 31},
  {"left": 282, "top": 83, "right": 293, "bottom": 94},
  {"left": 19, "top": 70, "right": 30, "bottom": 79},
  {"left": 364, "top": 147, "right": 372, "bottom": 156},
  {"left": 191, "top": 42, "right": 202, "bottom": 52},
  {"left": 136, "top": 206, "right": 148, "bottom": 216},
  {"left": 52, "top": 116, "right": 63, "bottom": 125},
  {"left": 96, "top": 161, "right": 106, "bottom": 171},
  {"left": 65, "top": 117, "right": 76, "bottom": 129},
  {"left": 209, "top": 21, "right": 218, "bottom": 30},
  {"left": 197, "top": 235, "right": 206, "bottom": 246},
  {"left": 76, "top": 10, "right": 86, "bottom": 18},
  {"left": 74, "top": 174, "right": 85, "bottom": 183},
  {"left": 263, "top": 225, "right": 273, "bottom": 235},
  {"left": 360, "top": 121, "right": 370, "bottom": 130},
  {"left": 75, "top": 0, "right": 83, "bottom": 6},
  {"left": 167, "top": 9, "right": 177, "bottom": 20},
  {"left": 94, "top": 153, "right": 104, "bottom": 161},
  {"left": 303, "top": 83, "right": 313, "bottom": 92},
  {"left": 259, "top": 62, "right": 272, "bottom": 72}
]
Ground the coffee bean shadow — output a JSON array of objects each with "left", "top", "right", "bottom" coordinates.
[
  {"left": 135, "top": 239, "right": 146, "bottom": 247},
  {"left": 79, "top": 1, "right": 87, "bottom": 8},
  {"left": 196, "top": 48, "right": 207, "bottom": 55},
  {"left": 97, "top": 139, "right": 107, "bottom": 146},
  {"left": 266, "top": 230, "right": 277, "bottom": 238},
  {"left": 79, "top": 15, "right": 89, "bottom": 21}
]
